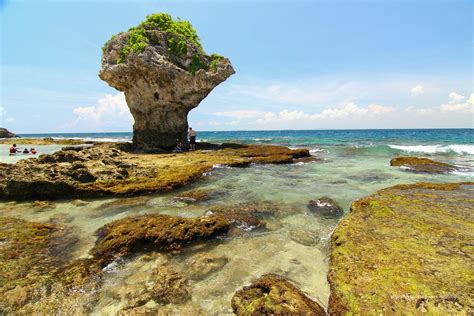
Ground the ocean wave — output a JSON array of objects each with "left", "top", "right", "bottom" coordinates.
[
  {"left": 388, "top": 144, "right": 474, "bottom": 155},
  {"left": 309, "top": 148, "right": 324, "bottom": 154}
]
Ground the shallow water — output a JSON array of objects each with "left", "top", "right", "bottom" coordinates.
[{"left": 0, "top": 130, "right": 473, "bottom": 313}]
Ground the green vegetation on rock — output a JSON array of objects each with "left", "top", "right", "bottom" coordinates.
[
  {"left": 209, "top": 53, "right": 223, "bottom": 72},
  {"left": 328, "top": 182, "right": 474, "bottom": 314},
  {"left": 104, "top": 13, "right": 204, "bottom": 66}
]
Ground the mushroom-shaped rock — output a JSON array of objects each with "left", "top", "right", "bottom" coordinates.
[{"left": 99, "top": 13, "right": 235, "bottom": 150}]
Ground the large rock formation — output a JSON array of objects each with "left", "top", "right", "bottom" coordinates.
[
  {"left": 328, "top": 182, "right": 474, "bottom": 314},
  {"left": 0, "top": 128, "right": 16, "bottom": 138},
  {"left": 99, "top": 13, "right": 235, "bottom": 150}
]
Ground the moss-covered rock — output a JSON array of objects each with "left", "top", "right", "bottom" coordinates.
[
  {"left": 0, "top": 143, "right": 310, "bottom": 200},
  {"left": 328, "top": 182, "right": 474, "bottom": 314},
  {"left": 91, "top": 214, "right": 230, "bottom": 265},
  {"left": 206, "top": 201, "right": 282, "bottom": 231},
  {"left": 0, "top": 217, "right": 104, "bottom": 314},
  {"left": 231, "top": 273, "right": 326, "bottom": 315},
  {"left": 390, "top": 156, "right": 457, "bottom": 174}
]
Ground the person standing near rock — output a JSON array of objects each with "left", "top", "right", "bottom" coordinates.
[{"left": 188, "top": 127, "right": 197, "bottom": 151}]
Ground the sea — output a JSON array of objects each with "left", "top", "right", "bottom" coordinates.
[{"left": 0, "top": 128, "right": 473, "bottom": 314}]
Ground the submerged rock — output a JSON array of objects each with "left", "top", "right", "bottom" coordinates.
[
  {"left": 231, "top": 273, "right": 326, "bottom": 315},
  {"left": 0, "top": 127, "right": 16, "bottom": 138},
  {"left": 94, "top": 196, "right": 151, "bottom": 217},
  {"left": 100, "top": 13, "right": 234, "bottom": 150},
  {"left": 328, "top": 182, "right": 474, "bottom": 314},
  {"left": 206, "top": 201, "right": 281, "bottom": 231},
  {"left": 91, "top": 214, "right": 230, "bottom": 265},
  {"left": 151, "top": 265, "right": 191, "bottom": 304},
  {"left": 173, "top": 189, "right": 215, "bottom": 203},
  {"left": 390, "top": 156, "right": 457, "bottom": 174},
  {"left": 289, "top": 227, "right": 320, "bottom": 247},
  {"left": 185, "top": 253, "right": 229, "bottom": 280},
  {"left": 0, "top": 217, "right": 105, "bottom": 314},
  {"left": 307, "top": 196, "right": 344, "bottom": 218}
]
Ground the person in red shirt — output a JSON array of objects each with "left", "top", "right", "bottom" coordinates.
[{"left": 9, "top": 144, "right": 17, "bottom": 155}]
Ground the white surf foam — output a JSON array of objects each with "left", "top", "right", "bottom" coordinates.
[{"left": 388, "top": 144, "right": 474, "bottom": 155}]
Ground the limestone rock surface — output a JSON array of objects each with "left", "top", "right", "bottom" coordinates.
[
  {"left": 99, "top": 14, "right": 235, "bottom": 150},
  {"left": 231, "top": 273, "right": 326, "bottom": 315},
  {"left": 328, "top": 182, "right": 474, "bottom": 314}
]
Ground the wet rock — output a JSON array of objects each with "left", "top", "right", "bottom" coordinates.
[
  {"left": 71, "top": 199, "right": 89, "bottom": 207},
  {"left": 91, "top": 214, "right": 230, "bottom": 265},
  {"left": 0, "top": 143, "right": 310, "bottom": 201},
  {"left": 0, "top": 217, "right": 97, "bottom": 314},
  {"left": 173, "top": 188, "right": 215, "bottom": 203},
  {"left": 231, "top": 273, "right": 326, "bottom": 315},
  {"left": 293, "top": 156, "right": 322, "bottom": 164},
  {"left": 328, "top": 182, "right": 474, "bottom": 314},
  {"left": 31, "top": 200, "right": 56, "bottom": 211},
  {"left": 289, "top": 227, "right": 320, "bottom": 246},
  {"left": 151, "top": 265, "right": 191, "bottom": 304},
  {"left": 390, "top": 156, "right": 457, "bottom": 174},
  {"left": 307, "top": 196, "right": 344, "bottom": 218},
  {"left": 100, "top": 14, "right": 234, "bottom": 150},
  {"left": 348, "top": 170, "right": 393, "bottom": 182},
  {"left": 185, "top": 253, "right": 229, "bottom": 280},
  {"left": 206, "top": 201, "right": 281, "bottom": 231},
  {"left": 94, "top": 196, "right": 151, "bottom": 217}
]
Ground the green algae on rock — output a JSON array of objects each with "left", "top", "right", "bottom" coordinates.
[
  {"left": 0, "top": 217, "right": 104, "bottom": 314},
  {"left": 390, "top": 156, "right": 458, "bottom": 174},
  {"left": 91, "top": 214, "right": 231, "bottom": 265},
  {"left": 231, "top": 273, "right": 326, "bottom": 315},
  {"left": 328, "top": 182, "right": 474, "bottom": 314},
  {"left": 0, "top": 143, "right": 310, "bottom": 200}
]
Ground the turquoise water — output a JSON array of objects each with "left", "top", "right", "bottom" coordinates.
[{"left": 0, "top": 129, "right": 473, "bottom": 314}]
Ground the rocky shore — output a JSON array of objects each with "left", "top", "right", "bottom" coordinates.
[
  {"left": 0, "top": 143, "right": 309, "bottom": 200},
  {"left": 328, "top": 182, "right": 474, "bottom": 314}
]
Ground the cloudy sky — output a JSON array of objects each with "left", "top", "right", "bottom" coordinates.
[{"left": 1, "top": 0, "right": 472, "bottom": 133}]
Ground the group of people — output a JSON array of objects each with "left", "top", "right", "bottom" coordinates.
[
  {"left": 173, "top": 127, "right": 197, "bottom": 153},
  {"left": 9, "top": 144, "right": 37, "bottom": 155}
]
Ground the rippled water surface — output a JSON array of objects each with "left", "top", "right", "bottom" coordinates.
[{"left": 0, "top": 129, "right": 473, "bottom": 314}]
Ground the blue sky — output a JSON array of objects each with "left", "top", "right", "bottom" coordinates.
[{"left": 1, "top": 0, "right": 472, "bottom": 133}]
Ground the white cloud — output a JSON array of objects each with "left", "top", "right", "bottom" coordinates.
[
  {"left": 73, "top": 92, "right": 133, "bottom": 129},
  {"left": 5, "top": 117, "right": 16, "bottom": 123},
  {"left": 410, "top": 84, "right": 424, "bottom": 96},
  {"left": 441, "top": 92, "right": 474, "bottom": 113},
  {"left": 213, "top": 102, "right": 395, "bottom": 125}
]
